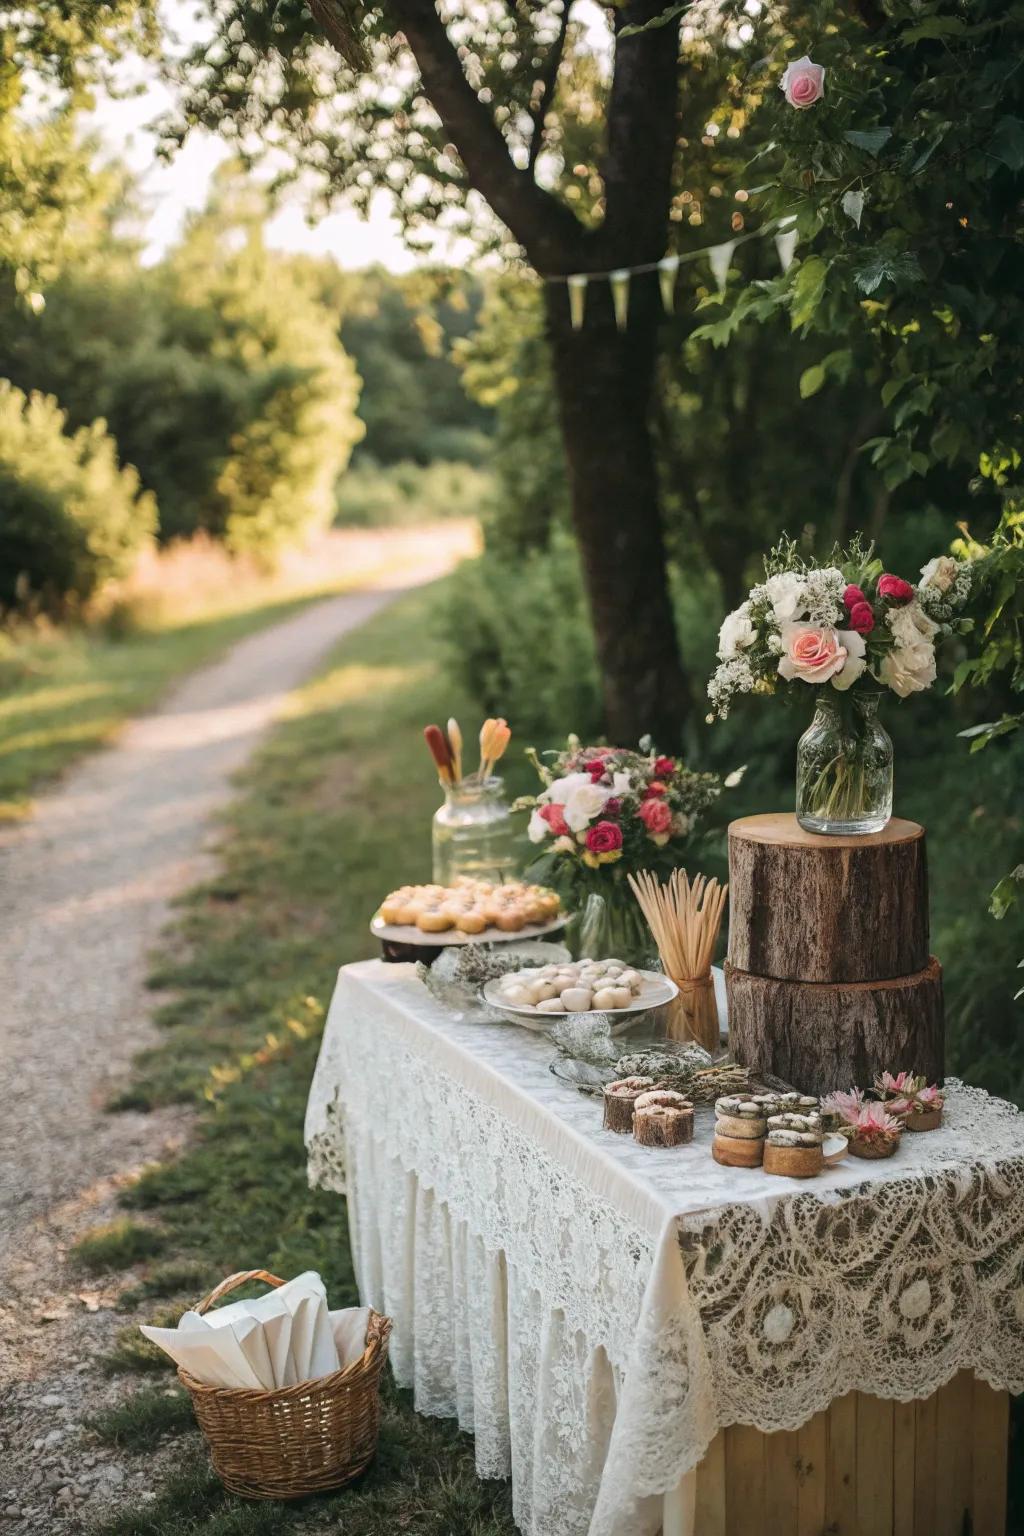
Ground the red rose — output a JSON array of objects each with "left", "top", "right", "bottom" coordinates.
[
  {"left": 843, "top": 584, "right": 866, "bottom": 609},
  {"left": 604, "top": 797, "right": 622, "bottom": 816},
  {"left": 586, "top": 759, "right": 608, "bottom": 782},
  {"left": 585, "top": 820, "right": 623, "bottom": 854},
  {"left": 848, "top": 601, "right": 875, "bottom": 635},
  {"left": 638, "top": 798, "right": 673, "bottom": 837},
  {"left": 644, "top": 780, "right": 668, "bottom": 798},
  {"left": 654, "top": 756, "right": 676, "bottom": 777},
  {"left": 538, "top": 803, "right": 569, "bottom": 837},
  {"left": 878, "top": 573, "right": 914, "bottom": 604}
]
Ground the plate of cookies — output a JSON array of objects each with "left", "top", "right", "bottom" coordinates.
[
  {"left": 371, "top": 877, "right": 566, "bottom": 948},
  {"left": 482, "top": 957, "right": 678, "bottom": 1031}
]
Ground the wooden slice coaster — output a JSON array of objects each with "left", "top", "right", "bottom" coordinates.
[
  {"left": 712, "top": 1133, "right": 764, "bottom": 1168},
  {"left": 714, "top": 1112, "right": 767, "bottom": 1140},
  {"left": 762, "top": 1142, "right": 823, "bottom": 1178}
]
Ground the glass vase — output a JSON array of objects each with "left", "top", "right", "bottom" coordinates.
[
  {"left": 431, "top": 776, "right": 518, "bottom": 886},
  {"left": 577, "top": 891, "right": 657, "bottom": 970},
  {"left": 796, "top": 692, "right": 893, "bottom": 836}
]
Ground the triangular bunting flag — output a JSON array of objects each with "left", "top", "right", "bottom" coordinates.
[
  {"left": 774, "top": 223, "right": 798, "bottom": 274},
  {"left": 609, "top": 269, "right": 631, "bottom": 332},
  {"left": 708, "top": 241, "right": 736, "bottom": 294},
  {"left": 658, "top": 255, "right": 680, "bottom": 315},
  {"left": 567, "top": 274, "right": 588, "bottom": 331}
]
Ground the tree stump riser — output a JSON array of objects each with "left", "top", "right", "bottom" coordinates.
[
  {"left": 727, "top": 815, "right": 929, "bottom": 982},
  {"left": 726, "top": 957, "right": 944, "bottom": 1099}
]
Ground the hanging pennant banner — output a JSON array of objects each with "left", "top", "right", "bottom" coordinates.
[
  {"left": 609, "top": 268, "right": 631, "bottom": 332},
  {"left": 567, "top": 274, "right": 588, "bottom": 331},
  {"left": 657, "top": 254, "right": 680, "bottom": 315},
  {"left": 708, "top": 241, "right": 736, "bottom": 294},
  {"left": 774, "top": 223, "right": 798, "bottom": 274}
]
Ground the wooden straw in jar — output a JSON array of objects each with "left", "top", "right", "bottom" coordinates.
[{"left": 627, "top": 869, "right": 728, "bottom": 1052}]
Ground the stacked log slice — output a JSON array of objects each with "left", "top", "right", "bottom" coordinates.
[{"left": 725, "top": 814, "right": 944, "bottom": 1098}]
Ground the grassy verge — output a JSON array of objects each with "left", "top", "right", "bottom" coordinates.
[{"left": 88, "top": 578, "right": 517, "bottom": 1535}]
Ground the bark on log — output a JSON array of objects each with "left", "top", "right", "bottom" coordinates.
[
  {"left": 727, "top": 814, "right": 929, "bottom": 983},
  {"left": 726, "top": 957, "right": 945, "bottom": 1099}
]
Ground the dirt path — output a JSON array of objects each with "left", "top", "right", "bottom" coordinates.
[{"left": 0, "top": 543, "right": 464, "bottom": 1530}]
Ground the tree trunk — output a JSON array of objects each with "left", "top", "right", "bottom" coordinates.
[{"left": 544, "top": 277, "right": 690, "bottom": 749}]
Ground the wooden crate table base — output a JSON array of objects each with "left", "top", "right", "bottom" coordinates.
[{"left": 726, "top": 815, "right": 944, "bottom": 1097}]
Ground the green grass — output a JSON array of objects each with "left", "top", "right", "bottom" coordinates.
[
  {"left": 94, "top": 578, "right": 516, "bottom": 1535},
  {"left": 90, "top": 1386, "right": 195, "bottom": 1449},
  {"left": 0, "top": 592, "right": 343, "bottom": 820},
  {"left": 71, "top": 1219, "right": 166, "bottom": 1274}
]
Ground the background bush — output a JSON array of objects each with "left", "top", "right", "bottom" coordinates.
[
  {"left": 335, "top": 458, "right": 495, "bottom": 528},
  {"left": 0, "top": 383, "right": 156, "bottom": 615}
]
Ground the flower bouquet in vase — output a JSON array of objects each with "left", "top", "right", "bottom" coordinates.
[
  {"left": 708, "top": 536, "right": 973, "bottom": 836},
  {"left": 514, "top": 737, "right": 729, "bottom": 968}
]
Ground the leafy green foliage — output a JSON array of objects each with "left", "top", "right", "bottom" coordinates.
[
  {"left": 335, "top": 458, "right": 495, "bottom": 527},
  {"left": 0, "top": 382, "right": 156, "bottom": 614}
]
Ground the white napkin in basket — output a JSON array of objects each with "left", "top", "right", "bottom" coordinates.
[{"left": 140, "top": 1271, "right": 359, "bottom": 1390}]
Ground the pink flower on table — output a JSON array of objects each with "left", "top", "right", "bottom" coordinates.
[
  {"left": 538, "top": 802, "right": 569, "bottom": 838},
  {"left": 847, "top": 601, "right": 875, "bottom": 635},
  {"left": 822, "top": 1087, "right": 865, "bottom": 1125},
  {"left": 878, "top": 574, "right": 914, "bottom": 604},
  {"left": 777, "top": 622, "right": 866, "bottom": 688},
  {"left": 585, "top": 820, "right": 623, "bottom": 854},
  {"left": 637, "top": 798, "right": 673, "bottom": 842},
  {"left": 654, "top": 756, "right": 676, "bottom": 778},
  {"left": 843, "top": 584, "right": 866, "bottom": 609},
  {"left": 780, "top": 55, "right": 826, "bottom": 109},
  {"left": 879, "top": 1069, "right": 916, "bottom": 1095},
  {"left": 854, "top": 1102, "right": 902, "bottom": 1136},
  {"left": 916, "top": 1084, "right": 944, "bottom": 1109}
]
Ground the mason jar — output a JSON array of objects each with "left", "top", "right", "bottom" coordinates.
[
  {"left": 431, "top": 776, "right": 518, "bottom": 885},
  {"left": 795, "top": 692, "right": 893, "bottom": 836}
]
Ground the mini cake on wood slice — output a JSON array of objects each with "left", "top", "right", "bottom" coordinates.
[
  {"left": 714, "top": 1093, "right": 772, "bottom": 1139},
  {"left": 633, "top": 1090, "right": 694, "bottom": 1148},
  {"left": 762, "top": 1117, "right": 824, "bottom": 1178},
  {"left": 602, "top": 1077, "right": 658, "bottom": 1134},
  {"left": 713, "top": 1132, "right": 764, "bottom": 1168}
]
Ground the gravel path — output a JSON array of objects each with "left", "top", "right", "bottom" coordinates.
[{"left": 0, "top": 550, "right": 460, "bottom": 1530}]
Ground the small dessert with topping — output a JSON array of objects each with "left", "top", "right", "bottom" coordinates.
[
  {"left": 633, "top": 1089, "right": 694, "bottom": 1148},
  {"left": 603, "top": 1076, "right": 659, "bottom": 1135}
]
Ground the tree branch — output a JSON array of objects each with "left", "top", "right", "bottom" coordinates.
[
  {"left": 526, "top": 0, "right": 571, "bottom": 176},
  {"left": 311, "top": 0, "right": 587, "bottom": 270}
]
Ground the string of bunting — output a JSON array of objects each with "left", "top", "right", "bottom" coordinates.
[{"left": 543, "top": 216, "right": 798, "bottom": 331}]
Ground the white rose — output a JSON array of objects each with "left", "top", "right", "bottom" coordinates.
[
  {"left": 830, "top": 631, "right": 867, "bottom": 690},
  {"left": 561, "top": 781, "right": 610, "bottom": 832},
  {"left": 888, "top": 602, "right": 938, "bottom": 648},
  {"left": 552, "top": 835, "right": 575, "bottom": 854},
  {"left": 612, "top": 771, "right": 633, "bottom": 796},
  {"left": 764, "top": 572, "right": 808, "bottom": 622},
  {"left": 527, "top": 809, "right": 550, "bottom": 844},
  {"left": 919, "top": 555, "right": 958, "bottom": 594},
  {"left": 880, "top": 643, "right": 936, "bottom": 698},
  {"left": 717, "top": 605, "right": 757, "bottom": 659},
  {"left": 777, "top": 622, "right": 865, "bottom": 686},
  {"left": 543, "top": 772, "right": 592, "bottom": 805}
]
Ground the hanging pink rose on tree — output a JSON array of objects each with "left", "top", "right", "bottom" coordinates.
[{"left": 780, "top": 56, "right": 826, "bottom": 109}]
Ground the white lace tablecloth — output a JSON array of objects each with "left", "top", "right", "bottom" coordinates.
[{"left": 305, "top": 959, "right": 1024, "bottom": 1536}]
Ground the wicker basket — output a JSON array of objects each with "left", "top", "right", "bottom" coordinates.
[{"left": 178, "top": 1269, "right": 391, "bottom": 1500}]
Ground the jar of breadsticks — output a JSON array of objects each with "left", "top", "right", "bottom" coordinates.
[{"left": 432, "top": 777, "right": 517, "bottom": 886}]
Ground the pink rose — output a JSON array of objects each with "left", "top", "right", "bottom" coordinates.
[
  {"left": 878, "top": 573, "right": 914, "bottom": 604},
  {"left": 780, "top": 55, "right": 825, "bottom": 110},
  {"left": 637, "top": 798, "right": 673, "bottom": 837},
  {"left": 538, "top": 802, "right": 569, "bottom": 837},
  {"left": 848, "top": 601, "right": 875, "bottom": 635},
  {"left": 654, "top": 756, "right": 676, "bottom": 777},
  {"left": 843, "top": 584, "right": 866, "bottom": 609},
  {"left": 777, "top": 621, "right": 866, "bottom": 687},
  {"left": 585, "top": 820, "right": 623, "bottom": 854},
  {"left": 644, "top": 780, "right": 668, "bottom": 798}
]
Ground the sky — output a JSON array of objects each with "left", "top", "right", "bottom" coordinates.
[{"left": 88, "top": 0, "right": 424, "bottom": 270}]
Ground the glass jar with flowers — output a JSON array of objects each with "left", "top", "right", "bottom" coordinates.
[
  {"left": 514, "top": 736, "right": 729, "bottom": 968},
  {"left": 707, "top": 535, "right": 974, "bottom": 836}
]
